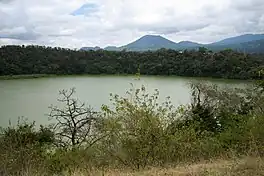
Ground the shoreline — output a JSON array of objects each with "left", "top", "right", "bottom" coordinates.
[
  {"left": 0, "top": 74, "right": 254, "bottom": 83},
  {"left": 0, "top": 74, "right": 55, "bottom": 80}
]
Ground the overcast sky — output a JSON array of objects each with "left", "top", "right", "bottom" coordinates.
[{"left": 0, "top": 0, "right": 263, "bottom": 48}]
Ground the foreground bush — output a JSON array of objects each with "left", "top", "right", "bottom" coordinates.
[
  {"left": 0, "top": 81, "right": 263, "bottom": 174},
  {"left": 0, "top": 119, "right": 54, "bottom": 175}
]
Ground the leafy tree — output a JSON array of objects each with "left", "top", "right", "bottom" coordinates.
[{"left": 198, "top": 46, "right": 208, "bottom": 54}]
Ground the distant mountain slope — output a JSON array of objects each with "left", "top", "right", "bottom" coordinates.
[
  {"left": 211, "top": 34, "right": 264, "bottom": 46},
  {"left": 177, "top": 41, "right": 202, "bottom": 50},
  {"left": 80, "top": 33, "right": 264, "bottom": 53},
  {"left": 80, "top": 46, "right": 101, "bottom": 51},
  {"left": 208, "top": 39, "right": 264, "bottom": 54},
  {"left": 104, "top": 46, "right": 120, "bottom": 51},
  {"left": 120, "top": 35, "right": 177, "bottom": 51},
  {"left": 235, "top": 39, "right": 264, "bottom": 53}
]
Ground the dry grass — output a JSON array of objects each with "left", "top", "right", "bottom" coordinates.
[
  {"left": 64, "top": 157, "right": 263, "bottom": 176},
  {"left": 10, "top": 157, "right": 263, "bottom": 176}
]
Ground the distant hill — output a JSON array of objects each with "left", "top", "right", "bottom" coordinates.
[
  {"left": 120, "top": 35, "right": 178, "bottom": 51},
  {"left": 104, "top": 46, "right": 120, "bottom": 51},
  {"left": 239, "top": 39, "right": 264, "bottom": 53},
  {"left": 177, "top": 41, "right": 202, "bottom": 49},
  {"left": 80, "top": 46, "right": 101, "bottom": 51},
  {"left": 80, "top": 33, "right": 264, "bottom": 53},
  {"left": 208, "top": 39, "right": 264, "bottom": 54},
  {"left": 211, "top": 34, "right": 264, "bottom": 46},
  {"left": 118, "top": 35, "right": 206, "bottom": 51}
]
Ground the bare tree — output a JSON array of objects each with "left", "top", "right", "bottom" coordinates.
[{"left": 49, "top": 88, "right": 103, "bottom": 149}]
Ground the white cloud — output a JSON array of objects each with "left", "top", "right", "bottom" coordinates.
[{"left": 0, "top": 0, "right": 263, "bottom": 48}]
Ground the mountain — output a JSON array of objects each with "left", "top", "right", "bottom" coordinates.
[
  {"left": 104, "top": 46, "right": 120, "bottom": 51},
  {"left": 80, "top": 33, "right": 264, "bottom": 53},
  {"left": 238, "top": 39, "right": 264, "bottom": 53},
  {"left": 80, "top": 46, "right": 101, "bottom": 51},
  {"left": 177, "top": 41, "right": 202, "bottom": 49},
  {"left": 208, "top": 39, "right": 264, "bottom": 54},
  {"left": 120, "top": 35, "right": 178, "bottom": 51},
  {"left": 211, "top": 34, "right": 264, "bottom": 46}
]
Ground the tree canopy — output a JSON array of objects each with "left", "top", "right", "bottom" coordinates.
[{"left": 0, "top": 45, "right": 263, "bottom": 79}]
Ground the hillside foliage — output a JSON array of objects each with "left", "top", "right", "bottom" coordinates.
[{"left": 0, "top": 45, "right": 264, "bottom": 79}]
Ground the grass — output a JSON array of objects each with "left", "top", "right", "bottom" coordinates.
[
  {"left": 60, "top": 157, "right": 263, "bottom": 176},
  {"left": 5, "top": 157, "right": 263, "bottom": 176}
]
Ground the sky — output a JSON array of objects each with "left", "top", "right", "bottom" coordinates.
[{"left": 0, "top": 0, "right": 264, "bottom": 48}]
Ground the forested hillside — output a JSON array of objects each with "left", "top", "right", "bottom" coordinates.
[{"left": 0, "top": 45, "right": 264, "bottom": 79}]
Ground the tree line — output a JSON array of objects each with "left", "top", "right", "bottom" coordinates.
[{"left": 0, "top": 45, "right": 264, "bottom": 79}]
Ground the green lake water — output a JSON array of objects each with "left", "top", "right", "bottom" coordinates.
[{"left": 0, "top": 75, "right": 248, "bottom": 127}]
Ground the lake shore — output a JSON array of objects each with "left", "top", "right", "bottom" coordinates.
[
  {"left": 0, "top": 74, "right": 253, "bottom": 84},
  {"left": 0, "top": 74, "right": 54, "bottom": 80}
]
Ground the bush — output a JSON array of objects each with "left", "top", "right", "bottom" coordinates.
[
  {"left": 99, "top": 85, "right": 177, "bottom": 169},
  {"left": 0, "top": 119, "right": 54, "bottom": 175}
]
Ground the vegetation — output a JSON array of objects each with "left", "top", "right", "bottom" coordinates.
[
  {"left": 48, "top": 88, "right": 100, "bottom": 149},
  {"left": 0, "top": 75, "right": 264, "bottom": 175},
  {"left": 1, "top": 45, "right": 264, "bottom": 80}
]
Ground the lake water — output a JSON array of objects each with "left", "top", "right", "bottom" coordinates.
[{"left": 0, "top": 75, "right": 248, "bottom": 127}]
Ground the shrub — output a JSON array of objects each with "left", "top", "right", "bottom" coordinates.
[{"left": 0, "top": 119, "right": 54, "bottom": 175}]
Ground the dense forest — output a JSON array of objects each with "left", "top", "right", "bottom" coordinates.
[{"left": 0, "top": 45, "right": 264, "bottom": 79}]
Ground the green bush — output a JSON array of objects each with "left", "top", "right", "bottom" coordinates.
[
  {"left": 99, "top": 85, "right": 175, "bottom": 169},
  {"left": 0, "top": 119, "right": 54, "bottom": 175}
]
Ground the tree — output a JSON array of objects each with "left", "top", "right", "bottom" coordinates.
[
  {"left": 49, "top": 88, "right": 103, "bottom": 149},
  {"left": 189, "top": 83, "right": 219, "bottom": 133},
  {"left": 1, "top": 45, "right": 264, "bottom": 80},
  {"left": 198, "top": 47, "right": 208, "bottom": 54}
]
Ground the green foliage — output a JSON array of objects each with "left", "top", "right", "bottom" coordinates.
[
  {"left": 99, "top": 85, "right": 176, "bottom": 169},
  {"left": 97, "top": 82, "right": 264, "bottom": 169},
  {"left": 0, "top": 120, "right": 54, "bottom": 148},
  {"left": 198, "top": 46, "right": 208, "bottom": 54},
  {"left": 188, "top": 84, "right": 220, "bottom": 133},
  {"left": 1, "top": 45, "right": 264, "bottom": 80},
  {"left": 0, "top": 119, "right": 54, "bottom": 175}
]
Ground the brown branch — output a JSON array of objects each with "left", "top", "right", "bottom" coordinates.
[{"left": 86, "top": 133, "right": 109, "bottom": 149}]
